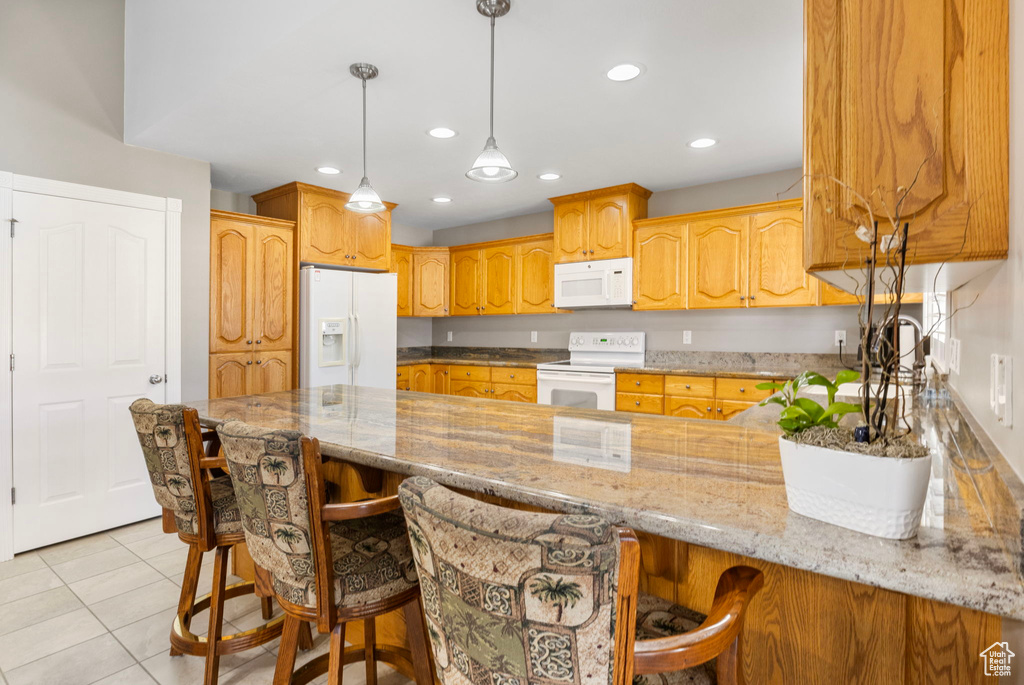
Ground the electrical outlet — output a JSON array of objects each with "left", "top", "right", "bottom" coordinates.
[
  {"left": 834, "top": 330, "right": 847, "bottom": 347},
  {"left": 446, "top": 331, "right": 453, "bottom": 342},
  {"left": 530, "top": 331, "right": 538, "bottom": 343},
  {"left": 682, "top": 330, "right": 692, "bottom": 345}
]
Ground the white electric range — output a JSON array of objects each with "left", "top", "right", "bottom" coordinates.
[{"left": 536, "top": 332, "right": 646, "bottom": 411}]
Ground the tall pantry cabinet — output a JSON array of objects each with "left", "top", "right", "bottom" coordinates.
[{"left": 208, "top": 210, "right": 296, "bottom": 399}]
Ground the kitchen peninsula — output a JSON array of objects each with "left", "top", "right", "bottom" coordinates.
[{"left": 190, "top": 385, "right": 1023, "bottom": 685}]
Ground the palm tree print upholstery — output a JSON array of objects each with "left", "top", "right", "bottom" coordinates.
[
  {"left": 632, "top": 593, "right": 714, "bottom": 685},
  {"left": 216, "top": 420, "right": 417, "bottom": 609}
]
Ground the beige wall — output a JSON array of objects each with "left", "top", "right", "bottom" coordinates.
[
  {"left": 210, "top": 188, "right": 255, "bottom": 214},
  {"left": 1, "top": 0, "right": 213, "bottom": 402},
  {"left": 949, "top": 3, "right": 1024, "bottom": 477}
]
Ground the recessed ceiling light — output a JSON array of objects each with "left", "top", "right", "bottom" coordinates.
[
  {"left": 316, "top": 166, "right": 341, "bottom": 174},
  {"left": 606, "top": 63, "right": 643, "bottom": 82},
  {"left": 688, "top": 138, "right": 717, "bottom": 149},
  {"left": 428, "top": 127, "right": 457, "bottom": 139},
  {"left": 431, "top": 196, "right": 453, "bottom": 204},
  {"left": 538, "top": 173, "right": 561, "bottom": 181}
]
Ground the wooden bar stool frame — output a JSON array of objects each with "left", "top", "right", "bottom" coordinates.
[
  {"left": 166, "top": 409, "right": 293, "bottom": 684},
  {"left": 269, "top": 437, "right": 434, "bottom": 685}
]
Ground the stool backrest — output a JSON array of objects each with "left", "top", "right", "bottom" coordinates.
[
  {"left": 398, "top": 477, "right": 636, "bottom": 685},
  {"left": 129, "top": 398, "right": 209, "bottom": 538},
  {"left": 215, "top": 420, "right": 317, "bottom": 605}
]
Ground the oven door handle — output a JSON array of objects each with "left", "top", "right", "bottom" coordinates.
[{"left": 537, "top": 372, "right": 615, "bottom": 384}]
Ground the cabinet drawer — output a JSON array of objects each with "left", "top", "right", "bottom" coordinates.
[
  {"left": 616, "top": 373, "right": 664, "bottom": 394},
  {"left": 449, "top": 365, "right": 491, "bottom": 382},
  {"left": 716, "top": 377, "right": 773, "bottom": 401},
  {"left": 665, "top": 397, "right": 714, "bottom": 419},
  {"left": 492, "top": 383, "right": 537, "bottom": 403},
  {"left": 616, "top": 392, "right": 665, "bottom": 414},
  {"left": 663, "top": 375, "right": 715, "bottom": 399},
  {"left": 450, "top": 379, "right": 490, "bottom": 398},
  {"left": 491, "top": 367, "right": 536, "bottom": 386}
]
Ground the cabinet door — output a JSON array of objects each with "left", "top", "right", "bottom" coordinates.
[
  {"left": 633, "top": 224, "right": 685, "bottom": 310},
  {"left": 253, "top": 351, "right": 293, "bottom": 394},
  {"left": 491, "top": 383, "right": 537, "bottom": 403},
  {"left": 450, "top": 249, "right": 482, "bottom": 316},
  {"left": 665, "top": 397, "right": 713, "bottom": 419},
  {"left": 748, "top": 210, "right": 815, "bottom": 307},
  {"left": 588, "top": 194, "right": 631, "bottom": 260},
  {"left": 209, "top": 353, "right": 252, "bottom": 399},
  {"left": 349, "top": 211, "right": 390, "bottom": 270},
  {"left": 450, "top": 379, "right": 490, "bottom": 399},
  {"left": 412, "top": 251, "right": 449, "bottom": 316},
  {"left": 715, "top": 400, "right": 756, "bottom": 421},
  {"left": 299, "top": 191, "right": 350, "bottom": 265},
  {"left": 515, "top": 238, "right": 556, "bottom": 314},
  {"left": 410, "top": 364, "right": 432, "bottom": 393},
  {"left": 253, "top": 225, "right": 294, "bottom": 351},
  {"left": 396, "top": 365, "right": 411, "bottom": 390},
  {"left": 688, "top": 217, "right": 748, "bottom": 309},
  {"left": 431, "top": 365, "right": 450, "bottom": 395},
  {"left": 481, "top": 245, "right": 516, "bottom": 315},
  {"left": 391, "top": 247, "right": 413, "bottom": 317},
  {"left": 553, "top": 201, "right": 588, "bottom": 263},
  {"left": 209, "top": 219, "right": 253, "bottom": 353}
]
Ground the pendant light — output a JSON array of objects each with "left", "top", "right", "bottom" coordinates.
[
  {"left": 345, "top": 63, "right": 386, "bottom": 213},
  {"left": 466, "top": 0, "right": 517, "bottom": 183}
]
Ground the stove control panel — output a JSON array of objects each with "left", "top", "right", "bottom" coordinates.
[{"left": 568, "top": 332, "right": 646, "bottom": 352}]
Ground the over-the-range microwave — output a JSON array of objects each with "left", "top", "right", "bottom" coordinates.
[{"left": 554, "top": 257, "right": 633, "bottom": 309}]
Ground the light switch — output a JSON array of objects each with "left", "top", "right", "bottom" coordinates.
[
  {"left": 683, "top": 330, "right": 692, "bottom": 345},
  {"left": 446, "top": 331, "right": 453, "bottom": 342},
  {"left": 530, "top": 331, "right": 538, "bottom": 343}
]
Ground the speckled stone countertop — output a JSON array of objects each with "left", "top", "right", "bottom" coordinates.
[
  {"left": 398, "top": 347, "right": 848, "bottom": 379},
  {"left": 189, "top": 385, "right": 1024, "bottom": 620}
]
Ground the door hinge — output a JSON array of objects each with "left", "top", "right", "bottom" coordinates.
[
  {"left": 9, "top": 218, "right": 17, "bottom": 238},
  {"left": 10, "top": 488, "right": 14, "bottom": 505},
  {"left": 8, "top": 354, "right": 12, "bottom": 371}
]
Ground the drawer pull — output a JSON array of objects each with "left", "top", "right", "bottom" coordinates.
[
  {"left": 635, "top": 381, "right": 641, "bottom": 386},
  {"left": 717, "top": 407, "right": 723, "bottom": 413},
  {"left": 739, "top": 387, "right": 745, "bottom": 393},
  {"left": 635, "top": 401, "right": 640, "bottom": 406},
  {"left": 466, "top": 372, "right": 471, "bottom": 376},
  {"left": 685, "top": 384, "right": 691, "bottom": 389},
  {"left": 510, "top": 374, "right": 515, "bottom": 379},
  {"left": 707, "top": 406, "right": 712, "bottom": 411}
]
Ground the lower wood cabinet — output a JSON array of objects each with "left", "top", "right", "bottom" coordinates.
[
  {"left": 209, "top": 351, "right": 293, "bottom": 399},
  {"left": 395, "top": 364, "right": 432, "bottom": 392},
  {"left": 615, "top": 372, "right": 778, "bottom": 421},
  {"left": 397, "top": 362, "right": 536, "bottom": 402}
]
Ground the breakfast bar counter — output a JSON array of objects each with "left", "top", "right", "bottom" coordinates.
[{"left": 189, "top": 385, "right": 1022, "bottom": 684}]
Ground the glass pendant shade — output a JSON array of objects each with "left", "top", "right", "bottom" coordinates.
[
  {"left": 345, "top": 176, "right": 385, "bottom": 213},
  {"left": 466, "top": 137, "right": 518, "bottom": 182}
]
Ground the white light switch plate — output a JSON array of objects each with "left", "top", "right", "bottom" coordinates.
[
  {"left": 683, "top": 330, "right": 692, "bottom": 345},
  {"left": 446, "top": 331, "right": 453, "bottom": 342},
  {"left": 531, "top": 331, "right": 538, "bottom": 343}
]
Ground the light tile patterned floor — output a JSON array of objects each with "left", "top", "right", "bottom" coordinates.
[{"left": 0, "top": 518, "right": 414, "bottom": 685}]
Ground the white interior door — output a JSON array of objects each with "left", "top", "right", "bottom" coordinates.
[{"left": 12, "top": 191, "right": 165, "bottom": 552}]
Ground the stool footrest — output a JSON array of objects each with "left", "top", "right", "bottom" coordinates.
[{"left": 171, "top": 579, "right": 284, "bottom": 657}]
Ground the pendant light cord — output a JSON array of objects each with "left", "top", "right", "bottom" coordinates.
[
  {"left": 361, "top": 77, "right": 368, "bottom": 178},
  {"left": 489, "top": 15, "right": 495, "bottom": 139}
]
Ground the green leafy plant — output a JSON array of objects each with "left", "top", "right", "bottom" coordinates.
[{"left": 756, "top": 370, "right": 863, "bottom": 436}]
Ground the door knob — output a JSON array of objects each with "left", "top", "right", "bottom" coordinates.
[
  {"left": 149, "top": 374, "right": 164, "bottom": 384},
  {"left": 590, "top": 250, "right": 595, "bottom": 254},
  {"left": 581, "top": 250, "right": 586, "bottom": 255},
  {"left": 256, "top": 340, "right": 262, "bottom": 344},
  {"left": 246, "top": 340, "right": 253, "bottom": 344},
  {"left": 635, "top": 381, "right": 641, "bottom": 386},
  {"left": 256, "top": 360, "right": 262, "bottom": 365},
  {"left": 247, "top": 361, "right": 253, "bottom": 365},
  {"left": 345, "top": 254, "right": 351, "bottom": 259},
  {"left": 740, "top": 296, "right": 746, "bottom": 301},
  {"left": 635, "top": 401, "right": 640, "bottom": 406}
]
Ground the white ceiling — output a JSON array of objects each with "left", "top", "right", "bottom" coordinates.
[{"left": 124, "top": 0, "right": 803, "bottom": 230}]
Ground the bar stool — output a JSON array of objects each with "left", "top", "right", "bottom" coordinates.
[
  {"left": 215, "top": 420, "right": 434, "bottom": 685},
  {"left": 397, "top": 476, "right": 764, "bottom": 685},
  {"left": 129, "top": 399, "right": 287, "bottom": 684}
]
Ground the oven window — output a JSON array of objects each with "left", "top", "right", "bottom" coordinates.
[
  {"left": 560, "top": 277, "right": 604, "bottom": 298},
  {"left": 550, "top": 388, "right": 600, "bottom": 409}
]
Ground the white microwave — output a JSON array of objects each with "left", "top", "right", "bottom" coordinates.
[{"left": 554, "top": 257, "right": 633, "bottom": 309}]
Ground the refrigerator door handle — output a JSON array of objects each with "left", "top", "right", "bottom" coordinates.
[
  {"left": 352, "top": 312, "right": 361, "bottom": 366},
  {"left": 348, "top": 313, "right": 357, "bottom": 372}
]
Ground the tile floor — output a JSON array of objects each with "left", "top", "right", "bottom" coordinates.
[{"left": 0, "top": 518, "right": 414, "bottom": 685}]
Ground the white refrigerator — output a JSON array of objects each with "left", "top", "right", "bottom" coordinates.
[{"left": 299, "top": 266, "right": 397, "bottom": 389}]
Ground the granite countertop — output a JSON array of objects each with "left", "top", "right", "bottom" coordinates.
[{"left": 189, "top": 385, "right": 1024, "bottom": 620}]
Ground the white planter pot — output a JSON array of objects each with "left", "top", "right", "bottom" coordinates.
[{"left": 778, "top": 436, "right": 932, "bottom": 539}]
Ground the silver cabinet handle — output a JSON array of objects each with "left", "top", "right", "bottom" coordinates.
[
  {"left": 256, "top": 340, "right": 262, "bottom": 344},
  {"left": 635, "top": 401, "right": 640, "bottom": 406},
  {"left": 246, "top": 340, "right": 253, "bottom": 344},
  {"left": 149, "top": 374, "right": 163, "bottom": 384},
  {"left": 581, "top": 250, "right": 586, "bottom": 255},
  {"left": 707, "top": 406, "right": 712, "bottom": 411},
  {"left": 256, "top": 360, "right": 262, "bottom": 365},
  {"left": 510, "top": 374, "right": 515, "bottom": 379},
  {"left": 749, "top": 295, "right": 756, "bottom": 301},
  {"left": 466, "top": 372, "right": 471, "bottom": 376},
  {"left": 444, "top": 370, "right": 449, "bottom": 375},
  {"left": 635, "top": 381, "right": 641, "bottom": 386},
  {"left": 740, "top": 296, "right": 746, "bottom": 301},
  {"left": 247, "top": 361, "right": 253, "bottom": 365},
  {"left": 717, "top": 407, "right": 723, "bottom": 413},
  {"left": 685, "top": 384, "right": 691, "bottom": 389},
  {"left": 590, "top": 250, "right": 595, "bottom": 254},
  {"left": 739, "top": 387, "right": 746, "bottom": 393}
]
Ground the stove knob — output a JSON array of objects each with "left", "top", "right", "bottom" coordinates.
[
  {"left": 631, "top": 336, "right": 639, "bottom": 346},
  {"left": 617, "top": 337, "right": 624, "bottom": 345}
]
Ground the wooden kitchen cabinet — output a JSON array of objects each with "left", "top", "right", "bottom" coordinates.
[
  {"left": 252, "top": 351, "right": 293, "bottom": 393},
  {"left": 209, "top": 350, "right": 292, "bottom": 398},
  {"left": 803, "top": 0, "right": 1008, "bottom": 272},
  {"left": 633, "top": 222, "right": 686, "bottom": 310},
  {"left": 550, "top": 184, "right": 651, "bottom": 264},
  {"left": 395, "top": 366, "right": 410, "bottom": 389},
  {"left": 428, "top": 363, "right": 536, "bottom": 402},
  {"left": 412, "top": 249, "right": 449, "bottom": 316},
  {"left": 431, "top": 364, "right": 450, "bottom": 395},
  {"left": 515, "top": 237, "right": 557, "bottom": 314},
  {"left": 450, "top": 379, "right": 490, "bottom": 399},
  {"left": 410, "top": 364, "right": 431, "bottom": 392},
  {"left": 391, "top": 246, "right": 413, "bottom": 317},
  {"left": 748, "top": 209, "right": 816, "bottom": 307},
  {"left": 450, "top": 248, "right": 483, "bottom": 316},
  {"left": 817, "top": 279, "right": 925, "bottom": 306},
  {"left": 482, "top": 246, "right": 516, "bottom": 315},
  {"left": 349, "top": 212, "right": 390, "bottom": 269},
  {"left": 688, "top": 215, "right": 748, "bottom": 309},
  {"left": 665, "top": 397, "right": 714, "bottom": 420},
  {"left": 209, "top": 210, "right": 295, "bottom": 397},
  {"left": 492, "top": 383, "right": 537, "bottom": 403},
  {"left": 715, "top": 400, "right": 756, "bottom": 421}
]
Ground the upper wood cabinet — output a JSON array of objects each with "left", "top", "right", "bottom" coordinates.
[
  {"left": 210, "top": 211, "right": 295, "bottom": 354},
  {"left": 550, "top": 184, "right": 651, "bottom": 263},
  {"left": 515, "top": 237, "right": 557, "bottom": 314},
  {"left": 688, "top": 216, "right": 748, "bottom": 310},
  {"left": 748, "top": 209, "right": 816, "bottom": 307},
  {"left": 633, "top": 223, "right": 686, "bottom": 310},
  {"left": 804, "top": 0, "right": 1008, "bottom": 271},
  {"left": 450, "top": 248, "right": 483, "bottom": 316},
  {"left": 482, "top": 246, "right": 516, "bottom": 315},
  {"left": 412, "top": 248, "right": 450, "bottom": 317},
  {"left": 252, "top": 182, "right": 394, "bottom": 271},
  {"left": 390, "top": 246, "right": 413, "bottom": 317}
]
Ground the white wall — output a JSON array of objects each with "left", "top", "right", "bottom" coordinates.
[
  {"left": 210, "top": 188, "right": 255, "bottom": 214},
  {"left": 949, "top": 2, "right": 1024, "bottom": 476},
  {"left": 1, "top": 0, "right": 213, "bottom": 402}
]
